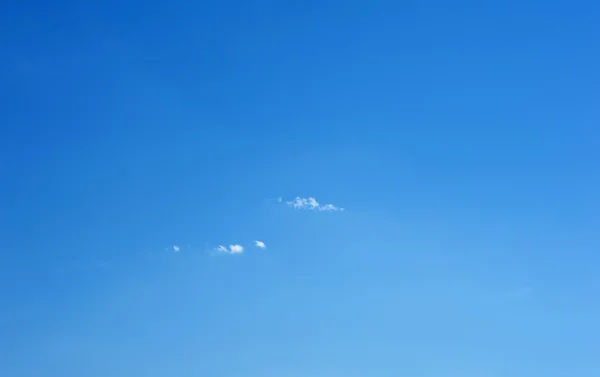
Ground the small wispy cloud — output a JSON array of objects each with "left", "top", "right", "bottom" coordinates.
[
  {"left": 173, "top": 245, "right": 181, "bottom": 252},
  {"left": 216, "top": 244, "right": 244, "bottom": 254},
  {"left": 254, "top": 240, "right": 266, "bottom": 249},
  {"left": 285, "top": 196, "right": 344, "bottom": 212},
  {"left": 229, "top": 244, "right": 244, "bottom": 254}
]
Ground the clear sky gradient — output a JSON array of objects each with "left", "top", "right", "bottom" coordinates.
[{"left": 1, "top": 1, "right": 599, "bottom": 376}]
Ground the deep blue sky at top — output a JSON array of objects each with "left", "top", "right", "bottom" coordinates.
[{"left": 1, "top": 1, "right": 599, "bottom": 376}]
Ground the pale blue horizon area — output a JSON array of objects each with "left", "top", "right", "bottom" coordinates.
[{"left": 1, "top": 1, "right": 599, "bottom": 376}]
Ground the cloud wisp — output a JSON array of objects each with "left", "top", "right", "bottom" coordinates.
[
  {"left": 216, "top": 244, "right": 244, "bottom": 254},
  {"left": 169, "top": 241, "right": 265, "bottom": 256},
  {"left": 229, "top": 244, "right": 244, "bottom": 254},
  {"left": 285, "top": 196, "right": 344, "bottom": 212}
]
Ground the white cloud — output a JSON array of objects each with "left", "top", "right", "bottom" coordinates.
[
  {"left": 229, "top": 244, "right": 244, "bottom": 254},
  {"left": 285, "top": 196, "right": 344, "bottom": 212},
  {"left": 214, "top": 244, "right": 246, "bottom": 255},
  {"left": 319, "top": 204, "right": 340, "bottom": 212},
  {"left": 254, "top": 240, "right": 266, "bottom": 249},
  {"left": 173, "top": 245, "right": 181, "bottom": 252}
]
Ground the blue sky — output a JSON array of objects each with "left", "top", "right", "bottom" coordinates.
[{"left": 1, "top": 0, "right": 599, "bottom": 376}]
